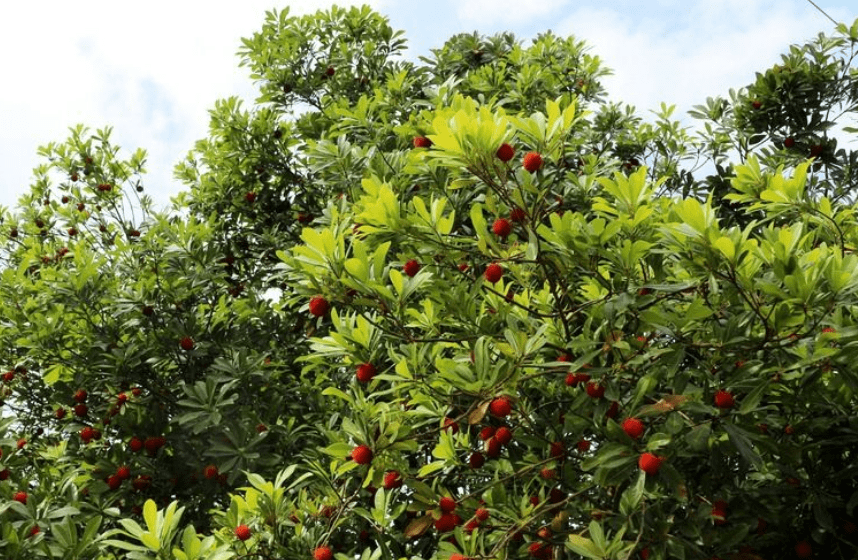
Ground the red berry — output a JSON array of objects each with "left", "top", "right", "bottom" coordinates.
[
  {"left": 492, "top": 218, "right": 511, "bottom": 238},
  {"left": 256, "top": 423, "right": 267, "bottom": 433},
  {"left": 475, "top": 507, "right": 489, "bottom": 521},
  {"left": 784, "top": 137, "right": 795, "bottom": 148},
  {"left": 383, "top": 470, "right": 402, "bottom": 489},
  {"left": 74, "top": 389, "right": 88, "bottom": 402},
  {"left": 13, "top": 491, "right": 27, "bottom": 504},
  {"left": 107, "top": 474, "right": 122, "bottom": 490},
  {"left": 484, "top": 263, "right": 503, "bottom": 283},
  {"left": 434, "top": 512, "right": 458, "bottom": 532},
  {"left": 309, "top": 296, "right": 330, "bottom": 317},
  {"left": 80, "top": 426, "right": 95, "bottom": 443},
  {"left": 576, "top": 439, "right": 591, "bottom": 452},
  {"left": 714, "top": 390, "right": 734, "bottom": 409},
  {"left": 585, "top": 382, "right": 605, "bottom": 399},
  {"left": 403, "top": 259, "right": 420, "bottom": 277},
  {"left": 549, "top": 441, "right": 564, "bottom": 458},
  {"left": 0, "top": 469, "right": 8, "bottom": 481},
  {"left": 540, "top": 467, "right": 556, "bottom": 480},
  {"left": 509, "top": 207, "right": 526, "bottom": 222},
  {"left": 235, "top": 524, "right": 252, "bottom": 541},
  {"left": 132, "top": 475, "right": 152, "bottom": 490},
  {"left": 180, "top": 337, "right": 194, "bottom": 351},
  {"left": 443, "top": 417, "right": 459, "bottom": 434},
  {"left": 116, "top": 466, "right": 131, "bottom": 480},
  {"left": 795, "top": 540, "right": 812, "bottom": 558},
  {"left": 711, "top": 500, "right": 728, "bottom": 525},
  {"left": 489, "top": 396, "right": 512, "bottom": 417},
  {"left": 356, "top": 362, "right": 377, "bottom": 383},
  {"left": 751, "top": 100, "right": 762, "bottom": 109},
  {"left": 29, "top": 524, "right": 40, "bottom": 537},
  {"left": 496, "top": 143, "right": 515, "bottom": 162},
  {"left": 638, "top": 452, "right": 663, "bottom": 475},
  {"left": 16, "top": 438, "right": 26, "bottom": 450},
  {"left": 439, "top": 496, "right": 457, "bottom": 513},
  {"left": 245, "top": 191, "right": 256, "bottom": 203},
  {"left": 129, "top": 437, "right": 143, "bottom": 452},
  {"left": 622, "top": 418, "right": 645, "bottom": 439},
  {"left": 469, "top": 452, "right": 485, "bottom": 468},
  {"left": 495, "top": 426, "right": 513, "bottom": 445},
  {"left": 204, "top": 465, "right": 218, "bottom": 479},
  {"left": 413, "top": 136, "right": 432, "bottom": 149},
  {"left": 523, "top": 152, "right": 543, "bottom": 173},
  {"left": 479, "top": 426, "right": 496, "bottom": 441},
  {"left": 144, "top": 436, "right": 166, "bottom": 454},
  {"left": 486, "top": 437, "right": 502, "bottom": 458},
  {"left": 55, "top": 407, "right": 66, "bottom": 419},
  {"left": 314, "top": 546, "right": 333, "bottom": 560},
  {"left": 351, "top": 444, "right": 373, "bottom": 465}
]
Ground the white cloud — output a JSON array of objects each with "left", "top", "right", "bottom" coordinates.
[
  {"left": 454, "top": 0, "right": 573, "bottom": 26},
  {"left": 554, "top": 1, "right": 833, "bottom": 117},
  {"left": 0, "top": 0, "right": 378, "bottom": 213}
]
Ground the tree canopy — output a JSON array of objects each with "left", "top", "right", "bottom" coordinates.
[{"left": 1, "top": 5, "right": 858, "bottom": 560}]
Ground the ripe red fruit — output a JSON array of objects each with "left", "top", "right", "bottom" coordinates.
[
  {"left": 509, "top": 207, "right": 526, "bottom": 222},
  {"left": 116, "top": 466, "right": 131, "bottom": 480},
  {"left": 413, "top": 136, "right": 432, "bottom": 149},
  {"left": 133, "top": 475, "right": 152, "bottom": 490},
  {"left": 784, "top": 137, "right": 796, "bottom": 148},
  {"left": 0, "top": 469, "right": 8, "bottom": 480},
  {"left": 309, "top": 296, "right": 330, "bottom": 317},
  {"left": 585, "top": 382, "right": 605, "bottom": 399},
  {"left": 314, "top": 546, "right": 333, "bottom": 560},
  {"left": 245, "top": 191, "right": 256, "bottom": 203},
  {"left": 74, "top": 404, "right": 88, "bottom": 417},
  {"left": 55, "top": 407, "right": 66, "bottom": 419},
  {"left": 129, "top": 437, "right": 143, "bottom": 452},
  {"left": 107, "top": 474, "right": 122, "bottom": 490},
  {"left": 29, "top": 524, "right": 40, "bottom": 537},
  {"left": 622, "top": 418, "right": 645, "bottom": 439},
  {"left": 495, "top": 426, "right": 513, "bottom": 445},
  {"left": 439, "top": 496, "right": 457, "bottom": 513},
  {"left": 523, "top": 151, "right": 543, "bottom": 172},
  {"left": 443, "top": 417, "right": 459, "bottom": 434},
  {"left": 475, "top": 507, "right": 490, "bottom": 521},
  {"left": 711, "top": 500, "right": 728, "bottom": 525},
  {"left": 180, "top": 336, "right": 194, "bottom": 351},
  {"left": 13, "top": 491, "right": 27, "bottom": 504},
  {"left": 714, "top": 390, "right": 734, "bottom": 409},
  {"left": 351, "top": 444, "right": 373, "bottom": 465},
  {"left": 144, "top": 436, "right": 166, "bottom": 454},
  {"left": 74, "top": 389, "right": 88, "bottom": 402},
  {"left": 356, "top": 362, "right": 377, "bottom": 383},
  {"left": 403, "top": 259, "right": 421, "bottom": 277},
  {"left": 496, "top": 143, "right": 515, "bottom": 162},
  {"left": 540, "top": 467, "right": 556, "bottom": 480},
  {"left": 80, "top": 426, "right": 95, "bottom": 443},
  {"left": 434, "top": 512, "right": 458, "bottom": 532},
  {"left": 549, "top": 441, "right": 564, "bottom": 458},
  {"left": 486, "top": 437, "right": 502, "bottom": 458},
  {"left": 469, "top": 452, "right": 485, "bottom": 468},
  {"left": 794, "top": 540, "right": 812, "bottom": 558},
  {"left": 484, "top": 263, "right": 503, "bottom": 283},
  {"left": 751, "top": 100, "right": 762, "bottom": 109},
  {"left": 235, "top": 524, "right": 252, "bottom": 541},
  {"left": 576, "top": 439, "right": 591, "bottom": 452},
  {"left": 810, "top": 144, "right": 823, "bottom": 157},
  {"left": 479, "top": 426, "right": 496, "bottom": 441},
  {"left": 638, "top": 453, "right": 663, "bottom": 475},
  {"left": 489, "top": 396, "right": 512, "bottom": 417},
  {"left": 492, "top": 218, "right": 511, "bottom": 237},
  {"left": 383, "top": 470, "right": 402, "bottom": 489},
  {"left": 204, "top": 465, "right": 219, "bottom": 479}
]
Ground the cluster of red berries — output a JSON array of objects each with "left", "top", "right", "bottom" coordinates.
[{"left": 107, "top": 465, "right": 132, "bottom": 490}]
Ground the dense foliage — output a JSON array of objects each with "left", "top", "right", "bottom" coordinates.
[{"left": 1, "top": 5, "right": 857, "bottom": 559}]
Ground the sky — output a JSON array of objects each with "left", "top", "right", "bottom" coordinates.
[{"left": 1, "top": 0, "right": 856, "bottom": 213}]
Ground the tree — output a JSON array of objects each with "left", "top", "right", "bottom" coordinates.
[{"left": 1, "top": 5, "right": 857, "bottom": 559}]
